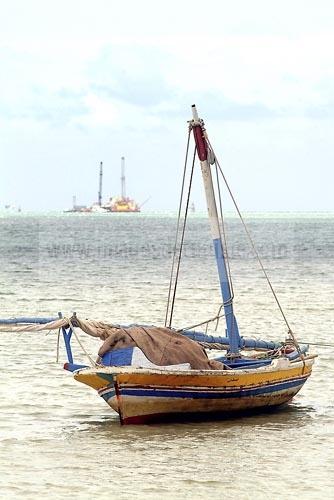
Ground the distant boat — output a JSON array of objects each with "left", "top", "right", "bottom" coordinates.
[
  {"left": 64, "top": 196, "right": 91, "bottom": 213},
  {"left": 3, "top": 204, "right": 22, "bottom": 213}
]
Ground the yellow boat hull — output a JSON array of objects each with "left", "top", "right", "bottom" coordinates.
[{"left": 74, "top": 358, "right": 314, "bottom": 424}]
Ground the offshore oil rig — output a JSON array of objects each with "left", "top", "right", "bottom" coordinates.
[
  {"left": 66, "top": 157, "right": 140, "bottom": 213},
  {"left": 101, "top": 157, "right": 140, "bottom": 213}
]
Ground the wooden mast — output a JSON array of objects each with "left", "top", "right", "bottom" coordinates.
[{"left": 190, "top": 105, "right": 240, "bottom": 356}]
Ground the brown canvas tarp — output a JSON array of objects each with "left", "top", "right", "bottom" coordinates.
[{"left": 74, "top": 318, "right": 225, "bottom": 370}]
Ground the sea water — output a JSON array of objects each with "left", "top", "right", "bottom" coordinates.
[{"left": 0, "top": 213, "right": 333, "bottom": 499}]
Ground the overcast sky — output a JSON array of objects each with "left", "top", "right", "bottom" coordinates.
[{"left": 0, "top": 0, "right": 333, "bottom": 211}]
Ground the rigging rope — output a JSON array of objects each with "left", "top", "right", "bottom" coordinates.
[
  {"left": 164, "top": 129, "right": 191, "bottom": 326},
  {"left": 177, "top": 305, "right": 226, "bottom": 332},
  {"left": 206, "top": 137, "right": 303, "bottom": 355},
  {"left": 56, "top": 328, "right": 60, "bottom": 363},
  {"left": 68, "top": 318, "right": 96, "bottom": 367},
  {"left": 213, "top": 158, "right": 237, "bottom": 342},
  {"left": 214, "top": 161, "right": 234, "bottom": 300},
  {"left": 167, "top": 147, "right": 196, "bottom": 328}
]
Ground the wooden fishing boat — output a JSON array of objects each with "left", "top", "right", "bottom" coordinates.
[
  {"left": 72, "top": 360, "right": 313, "bottom": 425},
  {"left": 0, "top": 105, "right": 315, "bottom": 425}
]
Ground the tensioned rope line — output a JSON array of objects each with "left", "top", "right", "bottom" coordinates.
[
  {"left": 196, "top": 136, "right": 237, "bottom": 340},
  {"left": 56, "top": 328, "right": 61, "bottom": 363},
  {"left": 167, "top": 146, "right": 196, "bottom": 328},
  {"left": 177, "top": 307, "right": 225, "bottom": 333},
  {"left": 206, "top": 137, "right": 302, "bottom": 353},
  {"left": 214, "top": 157, "right": 234, "bottom": 300},
  {"left": 68, "top": 318, "right": 97, "bottom": 367},
  {"left": 211, "top": 158, "right": 238, "bottom": 342},
  {"left": 164, "top": 129, "right": 191, "bottom": 327}
]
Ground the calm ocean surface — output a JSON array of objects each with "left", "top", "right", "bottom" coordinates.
[{"left": 0, "top": 213, "right": 333, "bottom": 499}]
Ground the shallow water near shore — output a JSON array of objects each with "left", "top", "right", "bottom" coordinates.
[{"left": 0, "top": 213, "right": 333, "bottom": 499}]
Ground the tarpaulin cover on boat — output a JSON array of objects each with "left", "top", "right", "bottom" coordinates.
[{"left": 73, "top": 318, "right": 225, "bottom": 370}]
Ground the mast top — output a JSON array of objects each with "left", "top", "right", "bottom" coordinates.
[{"left": 191, "top": 104, "right": 199, "bottom": 121}]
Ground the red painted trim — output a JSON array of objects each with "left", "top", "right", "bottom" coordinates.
[
  {"left": 192, "top": 125, "right": 207, "bottom": 161},
  {"left": 122, "top": 412, "right": 178, "bottom": 425},
  {"left": 114, "top": 381, "right": 124, "bottom": 425}
]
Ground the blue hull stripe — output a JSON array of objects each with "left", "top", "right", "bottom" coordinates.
[
  {"left": 100, "top": 390, "right": 116, "bottom": 401},
  {"left": 119, "top": 377, "right": 307, "bottom": 399}
]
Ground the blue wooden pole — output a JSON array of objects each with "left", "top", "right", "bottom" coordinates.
[
  {"left": 0, "top": 317, "right": 59, "bottom": 324},
  {"left": 58, "top": 312, "right": 73, "bottom": 364}
]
